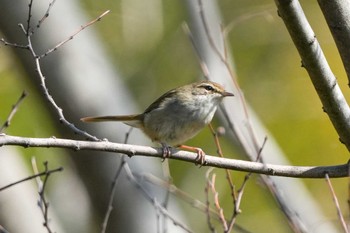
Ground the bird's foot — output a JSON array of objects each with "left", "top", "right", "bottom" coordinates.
[
  {"left": 178, "top": 145, "right": 206, "bottom": 166},
  {"left": 161, "top": 143, "right": 172, "bottom": 162}
]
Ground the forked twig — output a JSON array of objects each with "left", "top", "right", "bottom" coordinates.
[
  {"left": 227, "top": 137, "right": 267, "bottom": 231},
  {"left": 32, "top": 159, "right": 57, "bottom": 233},
  {"left": 0, "top": 166, "right": 63, "bottom": 192},
  {"left": 0, "top": 3, "right": 110, "bottom": 141},
  {"left": 207, "top": 170, "right": 228, "bottom": 231},
  {"left": 123, "top": 163, "right": 194, "bottom": 233}
]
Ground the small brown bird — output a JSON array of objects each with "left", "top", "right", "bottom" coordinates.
[{"left": 81, "top": 81, "right": 234, "bottom": 164}]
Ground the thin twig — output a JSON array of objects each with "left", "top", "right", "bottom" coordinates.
[
  {"left": 182, "top": 22, "right": 211, "bottom": 80},
  {"left": 26, "top": 0, "right": 34, "bottom": 36},
  {"left": 208, "top": 172, "right": 228, "bottom": 231},
  {"left": 32, "top": 159, "right": 56, "bottom": 233},
  {"left": 40, "top": 10, "right": 110, "bottom": 58},
  {"left": 123, "top": 163, "right": 194, "bottom": 233},
  {"left": 325, "top": 173, "right": 349, "bottom": 233},
  {"left": 0, "top": 38, "right": 29, "bottom": 49},
  {"left": 208, "top": 123, "right": 236, "bottom": 204},
  {"left": 197, "top": 0, "right": 262, "bottom": 156},
  {"left": 101, "top": 126, "right": 133, "bottom": 233},
  {"left": 0, "top": 91, "right": 28, "bottom": 132},
  {"left": 101, "top": 158, "right": 126, "bottom": 233},
  {"left": 223, "top": 7, "right": 275, "bottom": 36},
  {"left": 0, "top": 166, "right": 63, "bottom": 192},
  {"left": 5, "top": 6, "right": 110, "bottom": 141},
  {"left": 205, "top": 168, "right": 217, "bottom": 232},
  {"left": 36, "top": 0, "right": 57, "bottom": 28},
  {"left": 227, "top": 137, "right": 267, "bottom": 232},
  {"left": 143, "top": 173, "right": 220, "bottom": 221}
]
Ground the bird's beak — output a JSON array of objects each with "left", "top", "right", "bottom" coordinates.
[{"left": 222, "top": 91, "right": 234, "bottom": 97}]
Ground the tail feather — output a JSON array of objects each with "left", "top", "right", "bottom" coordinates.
[{"left": 80, "top": 114, "right": 143, "bottom": 128}]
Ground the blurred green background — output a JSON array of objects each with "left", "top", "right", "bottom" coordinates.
[{"left": 1, "top": 0, "right": 349, "bottom": 232}]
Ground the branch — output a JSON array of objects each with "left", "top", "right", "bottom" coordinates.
[
  {"left": 317, "top": 1, "right": 350, "bottom": 85},
  {"left": 0, "top": 134, "right": 348, "bottom": 178},
  {"left": 0, "top": 165, "right": 63, "bottom": 192},
  {"left": 325, "top": 173, "right": 349, "bottom": 233},
  {"left": 32, "top": 160, "right": 55, "bottom": 233},
  {"left": 123, "top": 163, "right": 194, "bottom": 233},
  {"left": 40, "top": 10, "right": 110, "bottom": 58},
  {"left": 275, "top": 0, "right": 350, "bottom": 152},
  {"left": 0, "top": 91, "right": 28, "bottom": 132}
]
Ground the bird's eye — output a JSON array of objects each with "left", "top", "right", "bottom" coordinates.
[{"left": 203, "top": 85, "right": 214, "bottom": 91}]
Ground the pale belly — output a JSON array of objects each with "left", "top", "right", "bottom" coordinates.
[{"left": 142, "top": 100, "right": 217, "bottom": 145}]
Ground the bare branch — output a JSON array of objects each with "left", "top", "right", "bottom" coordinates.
[
  {"left": 0, "top": 134, "right": 348, "bottom": 178},
  {"left": 123, "top": 163, "right": 194, "bottom": 233},
  {"left": 0, "top": 91, "right": 28, "bottom": 132},
  {"left": 325, "top": 173, "right": 349, "bottom": 233},
  {"left": 0, "top": 38, "right": 28, "bottom": 49},
  {"left": 317, "top": 1, "right": 350, "bottom": 86},
  {"left": 208, "top": 123, "right": 236, "bottom": 200},
  {"left": 26, "top": 0, "right": 34, "bottom": 35},
  {"left": 40, "top": 10, "right": 110, "bottom": 58},
  {"left": 0, "top": 166, "right": 63, "bottom": 192},
  {"left": 275, "top": 0, "right": 350, "bottom": 152},
  {"left": 0, "top": 225, "right": 10, "bottom": 233},
  {"left": 32, "top": 160, "right": 58, "bottom": 233},
  {"left": 207, "top": 171, "right": 228, "bottom": 231},
  {"left": 101, "top": 158, "right": 126, "bottom": 233},
  {"left": 36, "top": 0, "right": 57, "bottom": 29},
  {"left": 4, "top": 8, "right": 110, "bottom": 141}
]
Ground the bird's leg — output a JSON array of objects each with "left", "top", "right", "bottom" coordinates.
[
  {"left": 178, "top": 145, "right": 206, "bottom": 166},
  {"left": 161, "top": 143, "right": 172, "bottom": 161}
]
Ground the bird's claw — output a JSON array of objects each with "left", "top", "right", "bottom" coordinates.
[
  {"left": 161, "top": 143, "right": 172, "bottom": 162},
  {"left": 194, "top": 148, "right": 206, "bottom": 167}
]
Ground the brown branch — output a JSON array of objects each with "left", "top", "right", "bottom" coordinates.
[
  {"left": 208, "top": 172, "right": 228, "bottom": 231},
  {"left": 227, "top": 137, "right": 268, "bottom": 231},
  {"left": 208, "top": 123, "right": 236, "bottom": 199},
  {"left": 0, "top": 134, "right": 348, "bottom": 178},
  {"left": 40, "top": 10, "right": 110, "bottom": 58},
  {"left": 205, "top": 168, "right": 217, "bottom": 232},
  {"left": 325, "top": 173, "right": 348, "bottom": 233}
]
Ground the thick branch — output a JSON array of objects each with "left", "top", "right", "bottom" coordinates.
[
  {"left": 0, "top": 134, "right": 348, "bottom": 178},
  {"left": 275, "top": 0, "right": 350, "bottom": 151},
  {"left": 317, "top": 0, "right": 350, "bottom": 85}
]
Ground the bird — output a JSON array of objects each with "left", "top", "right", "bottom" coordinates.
[{"left": 81, "top": 80, "right": 234, "bottom": 164}]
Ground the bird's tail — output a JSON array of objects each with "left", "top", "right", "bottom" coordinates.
[{"left": 80, "top": 114, "right": 143, "bottom": 128}]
